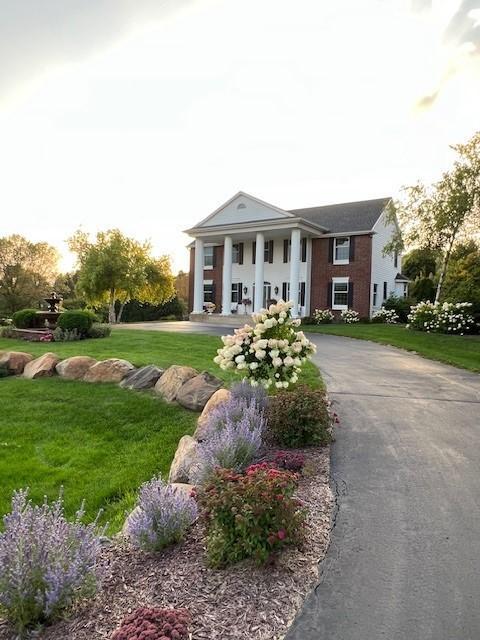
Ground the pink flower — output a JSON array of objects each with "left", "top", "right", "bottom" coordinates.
[{"left": 277, "top": 529, "right": 286, "bottom": 540}]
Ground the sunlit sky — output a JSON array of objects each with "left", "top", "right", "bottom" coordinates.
[{"left": 0, "top": 0, "right": 479, "bottom": 272}]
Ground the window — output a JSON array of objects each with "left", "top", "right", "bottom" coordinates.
[
  {"left": 231, "top": 282, "right": 243, "bottom": 303},
  {"left": 334, "top": 237, "right": 350, "bottom": 264},
  {"left": 264, "top": 240, "right": 274, "bottom": 263},
  {"left": 373, "top": 283, "right": 378, "bottom": 307},
  {"left": 204, "top": 246, "right": 214, "bottom": 268},
  {"left": 394, "top": 251, "right": 398, "bottom": 268},
  {"left": 232, "top": 244, "right": 239, "bottom": 264},
  {"left": 281, "top": 282, "right": 306, "bottom": 307},
  {"left": 203, "top": 281, "right": 214, "bottom": 303},
  {"left": 332, "top": 279, "right": 349, "bottom": 309},
  {"left": 383, "top": 281, "right": 388, "bottom": 301}
]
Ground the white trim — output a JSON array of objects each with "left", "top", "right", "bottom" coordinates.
[
  {"left": 333, "top": 236, "right": 350, "bottom": 265},
  {"left": 203, "top": 279, "right": 213, "bottom": 285},
  {"left": 332, "top": 277, "right": 349, "bottom": 310},
  {"left": 185, "top": 217, "right": 326, "bottom": 237}
]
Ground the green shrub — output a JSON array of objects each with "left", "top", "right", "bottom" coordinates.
[
  {"left": 197, "top": 465, "right": 305, "bottom": 567},
  {"left": 57, "top": 310, "right": 97, "bottom": 335},
  {"left": 267, "top": 385, "right": 333, "bottom": 448},
  {"left": 12, "top": 309, "right": 38, "bottom": 329},
  {"left": 383, "top": 295, "right": 413, "bottom": 323},
  {"left": 86, "top": 323, "right": 111, "bottom": 339},
  {"left": 52, "top": 327, "right": 81, "bottom": 342}
]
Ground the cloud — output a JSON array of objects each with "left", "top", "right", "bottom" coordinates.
[
  {"left": 0, "top": 0, "right": 194, "bottom": 101},
  {"left": 416, "top": 0, "right": 480, "bottom": 109}
]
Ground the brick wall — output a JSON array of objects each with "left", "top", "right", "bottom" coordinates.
[
  {"left": 188, "top": 246, "right": 224, "bottom": 313},
  {"left": 310, "top": 234, "right": 372, "bottom": 318}
]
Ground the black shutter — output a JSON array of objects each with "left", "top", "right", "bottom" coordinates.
[
  {"left": 238, "top": 282, "right": 243, "bottom": 303},
  {"left": 301, "top": 238, "right": 307, "bottom": 262},
  {"left": 212, "top": 282, "right": 216, "bottom": 307},
  {"left": 327, "top": 282, "right": 332, "bottom": 307},
  {"left": 283, "top": 239, "right": 289, "bottom": 263},
  {"left": 282, "top": 282, "right": 287, "bottom": 301},
  {"left": 252, "top": 241, "right": 256, "bottom": 264},
  {"left": 238, "top": 242, "right": 244, "bottom": 265},
  {"left": 268, "top": 240, "right": 274, "bottom": 263},
  {"left": 300, "top": 282, "right": 306, "bottom": 306},
  {"left": 348, "top": 282, "right": 354, "bottom": 308},
  {"left": 349, "top": 236, "right": 355, "bottom": 262},
  {"left": 328, "top": 238, "right": 334, "bottom": 263},
  {"left": 212, "top": 247, "right": 216, "bottom": 268}
]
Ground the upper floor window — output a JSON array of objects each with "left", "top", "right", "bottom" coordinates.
[
  {"left": 264, "top": 240, "right": 274, "bottom": 263},
  {"left": 204, "top": 246, "right": 214, "bottom": 268},
  {"left": 394, "top": 250, "right": 398, "bottom": 268},
  {"left": 334, "top": 237, "right": 350, "bottom": 264},
  {"left": 232, "top": 244, "right": 240, "bottom": 264}
]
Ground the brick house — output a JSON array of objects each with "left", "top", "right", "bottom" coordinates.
[{"left": 185, "top": 192, "right": 407, "bottom": 319}]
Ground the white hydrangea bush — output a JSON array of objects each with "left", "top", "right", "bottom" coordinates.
[
  {"left": 340, "top": 309, "right": 360, "bottom": 324},
  {"left": 371, "top": 307, "right": 399, "bottom": 324},
  {"left": 214, "top": 300, "right": 316, "bottom": 389},
  {"left": 407, "top": 301, "right": 475, "bottom": 335},
  {"left": 313, "top": 308, "right": 335, "bottom": 324}
]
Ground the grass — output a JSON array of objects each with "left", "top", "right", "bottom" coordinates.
[
  {"left": 303, "top": 323, "right": 480, "bottom": 373},
  {"left": 0, "top": 329, "right": 321, "bottom": 532}
]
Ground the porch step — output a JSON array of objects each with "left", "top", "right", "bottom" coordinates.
[{"left": 189, "top": 312, "right": 254, "bottom": 327}]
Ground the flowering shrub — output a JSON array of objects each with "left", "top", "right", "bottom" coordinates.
[
  {"left": 340, "top": 308, "right": 359, "bottom": 323},
  {"left": 52, "top": 327, "right": 81, "bottom": 341},
  {"left": 313, "top": 308, "right": 335, "bottom": 324},
  {"left": 407, "top": 301, "right": 475, "bottom": 334},
  {"left": 371, "top": 307, "right": 399, "bottom": 324},
  {"left": 270, "top": 450, "right": 306, "bottom": 473},
  {"left": 39, "top": 332, "right": 54, "bottom": 342},
  {"left": 0, "top": 490, "right": 103, "bottom": 632},
  {"left": 111, "top": 607, "right": 190, "bottom": 640},
  {"left": 267, "top": 385, "right": 333, "bottom": 448},
  {"left": 190, "top": 405, "right": 265, "bottom": 483},
  {"left": 214, "top": 300, "right": 316, "bottom": 389},
  {"left": 230, "top": 379, "right": 269, "bottom": 410},
  {"left": 127, "top": 476, "right": 197, "bottom": 552},
  {"left": 197, "top": 466, "right": 305, "bottom": 567}
]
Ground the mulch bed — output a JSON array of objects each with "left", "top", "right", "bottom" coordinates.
[{"left": 0, "top": 447, "right": 333, "bottom": 640}]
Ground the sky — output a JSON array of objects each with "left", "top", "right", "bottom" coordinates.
[{"left": 0, "top": 0, "right": 479, "bottom": 273}]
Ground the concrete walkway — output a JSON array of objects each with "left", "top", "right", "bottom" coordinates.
[{"left": 287, "top": 334, "right": 480, "bottom": 640}]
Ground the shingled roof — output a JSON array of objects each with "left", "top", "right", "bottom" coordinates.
[{"left": 289, "top": 197, "right": 391, "bottom": 233}]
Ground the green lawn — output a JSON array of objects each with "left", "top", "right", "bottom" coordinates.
[
  {"left": 304, "top": 323, "right": 480, "bottom": 373},
  {"left": 0, "top": 329, "right": 321, "bottom": 532}
]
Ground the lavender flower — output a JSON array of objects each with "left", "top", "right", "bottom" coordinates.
[
  {"left": 127, "top": 476, "right": 197, "bottom": 552},
  {"left": 230, "top": 380, "right": 269, "bottom": 410},
  {"left": 190, "top": 410, "right": 265, "bottom": 484},
  {"left": 0, "top": 489, "right": 103, "bottom": 632}
]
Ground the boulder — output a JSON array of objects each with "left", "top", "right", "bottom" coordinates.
[
  {"left": 176, "top": 371, "right": 223, "bottom": 412},
  {"left": 120, "top": 364, "right": 164, "bottom": 390},
  {"left": 154, "top": 365, "right": 197, "bottom": 403},
  {"left": 0, "top": 351, "right": 34, "bottom": 375},
  {"left": 194, "top": 388, "right": 231, "bottom": 441},
  {"left": 23, "top": 352, "right": 60, "bottom": 379},
  {"left": 168, "top": 435, "right": 201, "bottom": 483},
  {"left": 170, "top": 482, "right": 196, "bottom": 498},
  {"left": 56, "top": 356, "right": 97, "bottom": 380},
  {"left": 83, "top": 358, "right": 135, "bottom": 383},
  {"left": 122, "top": 505, "right": 140, "bottom": 537}
]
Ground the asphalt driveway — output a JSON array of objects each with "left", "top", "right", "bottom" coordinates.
[
  {"left": 121, "top": 321, "right": 480, "bottom": 638},
  {"left": 287, "top": 334, "right": 480, "bottom": 640}
]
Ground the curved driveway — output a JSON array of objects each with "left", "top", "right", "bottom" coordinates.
[
  {"left": 287, "top": 334, "right": 480, "bottom": 640},
  {"left": 121, "top": 322, "right": 480, "bottom": 638}
]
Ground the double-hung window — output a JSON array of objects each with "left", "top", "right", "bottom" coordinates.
[
  {"left": 373, "top": 283, "right": 378, "bottom": 307},
  {"left": 231, "top": 282, "right": 242, "bottom": 303},
  {"left": 204, "top": 246, "right": 214, "bottom": 268},
  {"left": 332, "top": 278, "right": 349, "bottom": 309},
  {"left": 334, "top": 237, "right": 350, "bottom": 264},
  {"left": 203, "top": 280, "right": 214, "bottom": 303},
  {"left": 232, "top": 244, "right": 240, "bottom": 264}
]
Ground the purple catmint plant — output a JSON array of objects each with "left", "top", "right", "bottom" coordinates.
[
  {"left": 0, "top": 489, "right": 103, "bottom": 632},
  {"left": 127, "top": 476, "right": 198, "bottom": 552},
  {"left": 203, "top": 395, "right": 266, "bottom": 440},
  {"left": 230, "top": 380, "right": 269, "bottom": 410},
  {"left": 190, "top": 410, "right": 265, "bottom": 484}
]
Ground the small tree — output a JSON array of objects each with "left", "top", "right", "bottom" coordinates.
[
  {"left": 385, "top": 131, "right": 480, "bottom": 303},
  {"left": 69, "top": 229, "right": 175, "bottom": 323}
]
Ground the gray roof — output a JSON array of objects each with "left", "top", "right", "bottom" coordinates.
[
  {"left": 289, "top": 197, "right": 391, "bottom": 233},
  {"left": 395, "top": 273, "right": 410, "bottom": 282}
]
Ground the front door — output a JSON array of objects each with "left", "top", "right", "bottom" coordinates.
[{"left": 252, "top": 282, "right": 272, "bottom": 311}]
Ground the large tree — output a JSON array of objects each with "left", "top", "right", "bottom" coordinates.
[
  {"left": 69, "top": 229, "right": 175, "bottom": 323},
  {"left": 441, "top": 241, "right": 480, "bottom": 315},
  {"left": 0, "top": 235, "right": 59, "bottom": 314},
  {"left": 385, "top": 130, "right": 480, "bottom": 302}
]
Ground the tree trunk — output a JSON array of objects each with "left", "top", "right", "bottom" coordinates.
[
  {"left": 435, "top": 237, "right": 456, "bottom": 303},
  {"left": 108, "top": 288, "right": 116, "bottom": 324},
  {"left": 116, "top": 302, "right": 126, "bottom": 324}
]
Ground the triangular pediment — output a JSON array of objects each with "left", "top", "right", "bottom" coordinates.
[{"left": 195, "top": 191, "right": 294, "bottom": 229}]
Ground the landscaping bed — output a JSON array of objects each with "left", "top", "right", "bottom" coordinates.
[{"left": 0, "top": 446, "right": 332, "bottom": 640}]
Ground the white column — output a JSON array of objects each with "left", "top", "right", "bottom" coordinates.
[
  {"left": 254, "top": 231, "right": 265, "bottom": 312},
  {"left": 222, "top": 235, "right": 233, "bottom": 315},
  {"left": 193, "top": 238, "right": 204, "bottom": 313},
  {"left": 289, "top": 228, "right": 301, "bottom": 317}
]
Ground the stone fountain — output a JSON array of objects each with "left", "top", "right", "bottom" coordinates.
[{"left": 36, "top": 292, "right": 63, "bottom": 328}]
